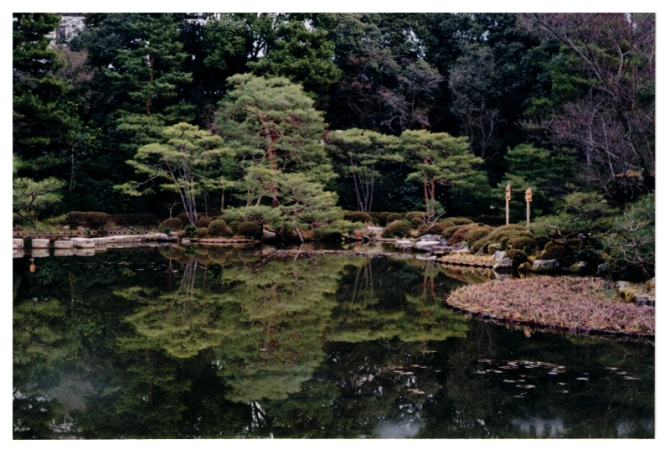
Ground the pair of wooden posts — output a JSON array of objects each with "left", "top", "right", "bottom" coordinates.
[{"left": 505, "top": 184, "right": 532, "bottom": 226}]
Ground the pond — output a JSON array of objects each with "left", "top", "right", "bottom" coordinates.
[{"left": 13, "top": 245, "right": 654, "bottom": 439}]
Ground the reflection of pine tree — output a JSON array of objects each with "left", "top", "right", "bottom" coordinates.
[
  {"left": 214, "top": 255, "right": 355, "bottom": 403},
  {"left": 328, "top": 258, "right": 469, "bottom": 342}
]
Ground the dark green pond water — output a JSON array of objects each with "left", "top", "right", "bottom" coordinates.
[{"left": 13, "top": 245, "right": 654, "bottom": 439}]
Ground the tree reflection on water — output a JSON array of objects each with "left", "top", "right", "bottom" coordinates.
[{"left": 13, "top": 247, "right": 654, "bottom": 438}]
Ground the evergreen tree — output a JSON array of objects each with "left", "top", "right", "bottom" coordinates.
[
  {"left": 397, "top": 130, "right": 487, "bottom": 217},
  {"left": 13, "top": 13, "right": 77, "bottom": 176},
  {"left": 117, "top": 122, "right": 234, "bottom": 225}
]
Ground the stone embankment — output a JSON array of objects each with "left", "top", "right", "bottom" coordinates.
[{"left": 12, "top": 233, "right": 177, "bottom": 258}]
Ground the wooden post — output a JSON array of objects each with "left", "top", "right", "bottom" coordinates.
[
  {"left": 505, "top": 184, "right": 511, "bottom": 225},
  {"left": 525, "top": 187, "right": 532, "bottom": 226}
]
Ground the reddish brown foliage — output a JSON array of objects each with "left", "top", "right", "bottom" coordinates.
[{"left": 445, "top": 276, "right": 654, "bottom": 336}]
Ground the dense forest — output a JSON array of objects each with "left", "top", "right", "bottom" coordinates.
[{"left": 13, "top": 13, "right": 654, "bottom": 270}]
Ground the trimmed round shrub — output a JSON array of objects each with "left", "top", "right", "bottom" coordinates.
[
  {"left": 541, "top": 242, "right": 575, "bottom": 267},
  {"left": 469, "top": 224, "right": 532, "bottom": 254},
  {"left": 237, "top": 221, "right": 263, "bottom": 239},
  {"left": 426, "top": 221, "right": 449, "bottom": 234},
  {"left": 228, "top": 220, "right": 239, "bottom": 233},
  {"left": 499, "top": 231, "right": 534, "bottom": 249},
  {"left": 507, "top": 236, "right": 536, "bottom": 255},
  {"left": 184, "top": 224, "right": 197, "bottom": 237},
  {"left": 405, "top": 211, "right": 426, "bottom": 222},
  {"left": 448, "top": 217, "right": 474, "bottom": 226},
  {"left": 441, "top": 225, "right": 469, "bottom": 240},
  {"left": 207, "top": 219, "right": 233, "bottom": 237},
  {"left": 66, "top": 211, "right": 109, "bottom": 229},
  {"left": 382, "top": 220, "right": 411, "bottom": 238},
  {"left": 437, "top": 218, "right": 455, "bottom": 227},
  {"left": 370, "top": 212, "right": 391, "bottom": 226},
  {"left": 505, "top": 249, "right": 528, "bottom": 268},
  {"left": 197, "top": 227, "right": 209, "bottom": 237},
  {"left": 416, "top": 224, "right": 428, "bottom": 235},
  {"left": 343, "top": 211, "right": 373, "bottom": 224},
  {"left": 197, "top": 217, "right": 212, "bottom": 228},
  {"left": 410, "top": 217, "right": 424, "bottom": 228},
  {"left": 449, "top": 225, "right": 489, "bottom": 246},
  {"left": 160, "top": 218, "right": 183, "bottom": 231},
  {"left": 386, "top": 213, "right": 404, "bottom": 223},
  {"left": 464, "top": 227, "right": 493, "bottom": 245}
]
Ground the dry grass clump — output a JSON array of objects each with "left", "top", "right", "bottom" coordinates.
[{"left": 445, "top": 276, "right": 654, "bottom": 336}]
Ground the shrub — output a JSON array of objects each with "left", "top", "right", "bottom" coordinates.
[
  {"left": 197, "top": 217, "right": 212, "bottom": 228},
  {"left": 176, "top": 212, "right": 207, "bottom": 226},
  {"left": 159, "top": 218, "right": 183, "bottom": 231},
  {"left": 382, "top": 220, "right": 411, "bottom": 238},
  {"left": 507, "top": 236, "right": 536, "bottom": 255},
  {"left": 437, "top": 218, "right": 455, "bottom": 227},
  {"left": 110, "top": 213, "right": 159, "bottom": 227},
  {"left": 207, "top": 220, "right": 233, "bottom": 237},
  {"left": 343, "top": 211, "right": 373, "bottom": 224},
  {"left": 410, "top": 217, "right": 424, "bottom": 228},
  {"left": 228, "top": 220, "right": 239, "bottom": 233},
  {"left": 541, "top": 242, "right": 575, "bottom": 267},
  {"left": 184, "top": 224, "right": 197, "bottom": 237},
  {"left": 464, "top": 227, "right": 493, "bottom": 245},
  {"left": 313, "top": 229, "right": 344, "bottom": 243},
  {"left": 237, "top": 221, "right": 263, "bottom": 239},
  {"left": 449, "top": 225, "right": 490, "bottom": 246},
  {"left": 66, "top": 211, "right": 109, "bottom": 229},
  {"left": 369, "top": 212, "right": 391, "bottom": 225},
  {"left": 441, "top": 225, "right": 469, "bottom": 240},
  {"left": 197, "top": 227, "right": 209, "bottom": 238},
  {"left": 405, "top": 211, "right": 425, "bottom": 222},
  {"left": 448, "top": 217, "right": 474, "bottom": 225},
  {"left": 386, "top": 213, "right": 404, "bottom": 223},
  {"left": 469, "top": 224, "right": 532, "bottom": 253},
  {"left": 505, "top": 249, "right": 528, "bottom": 268},
  {"left": 426, "top": 221, "right": 449, "bottom": 234}
]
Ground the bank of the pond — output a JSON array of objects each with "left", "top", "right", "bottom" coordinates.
[{"left": 444, "top": 276, "right": 654, "bottom": 338}]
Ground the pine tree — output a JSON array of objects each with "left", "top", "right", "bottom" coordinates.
[{"left": 13, "top": 13, "right": 77, "bottom": 174}]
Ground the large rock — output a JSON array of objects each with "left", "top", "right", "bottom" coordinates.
[
  {"left": 531, "top": 259, "right": 561, "bottom": 273},
  {"left": 568, "top": 260, "right": 594, "bottom": 275},
  {"left": 487, "top": 243, "right": 501, "bottom": 255},
  {"left": 262, "top": 229, "right": 277, "bottom": 240},
  {"left": 615, "top": 280, "right": 654, "bottom": 306},
  {"left": 395, "top": 240, "right": 413, "bottom": 249},
  {"left": 493, "top": 250, "right": 506, "bottom": 262},
  {"left": 415, "top": 240, "right": 440, "bottom": 251},
  {"left": 418, "top": 234, "right": 441, "bottom": 241},
  {"left": 452, "top": 242, "right": 468, "bottom": 251},
  {"left": 71, "top": 238, "right": 96, "bottom": 248},
  {"left": 493, "top": 258, "right": 513, "bottom": 272},
  {"left": 430, "top": 245, "right": 452, "bottom": 255},
  {"left": 597, "top": 263, "right": 609, "bottom": 277},
  {"left": 54, "top": 240, "right": 74, "bottom": 249},
  {"left": 31, "top": 238, "right": 50, "bottom": 248}
]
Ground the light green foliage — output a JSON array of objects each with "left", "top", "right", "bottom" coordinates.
[
  {"left": 215, "top": 74, "right": 333, "bottom": 186},
  {"left": 528, "top": 191, "right": 617, "bottom": 239},
  {"left": 220, "top": 204, "right": 283, "bottom": 229},
  {"left": 397, "top": 130, "right": 487, "bottom": 216},
  {"left": 13, "top": 177, "right": 66, "bottom": 225},
  {"left": 117, "top": 122, "right": 234, "bottom": 225},
  {"left": 327, "top": 128, "right": 401, "bottom": 212},
  {"left": 604, "top": 193, "right": 655, "bottom": 280}
]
